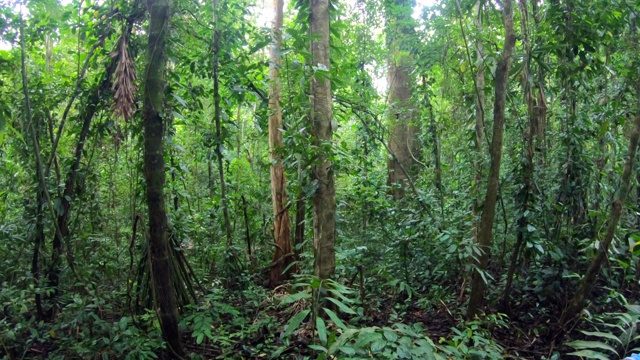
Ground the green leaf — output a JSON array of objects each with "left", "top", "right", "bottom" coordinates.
[
  {"left": 282, "top": 309, "right": 309, "bottom": 338},
  {"left": 566, "top": 340, "right": 617, "bottom": 354},
  {"left": 171, "top": 93, "right": 188, "bottom": 107},
  {"left": 383, "top": 329, "right": 398, "bottom": 342},
  {"left": 316, "top": 317, "right": 327, "bottom": 345},
  {"left": 196, "top": 333, "right": 204, "bottom": 345},
  {"left": 324, "top": 308, "right": 348, "bottom": 330},
  {"left": 308, "top": 344, "right": 327, "bottom": 352},
  {"left": 567, "top": 350, "right": 610, "bottom": 360},
  {"left": 580, "top": 330, "right": 623, "bottom": 345},
  {"left": 270, "top": 346, "right": 286, "bottom": 359},
  {"left": 326, "top": 297, "right": 356, "bottom": 315},
  {"left": 339, "top": 346, "right": 357, "bottom": 356},
  {"left": 328, "top": 328, "right": 358, "bottom": 354},
  {"left": 371, "top": 339, "right": 387, "bottom": 352},
  {"left": 280, "top": 291, "right": 311, "bottom": 305},
  {"left": 355, "top": 331, "right": 382, "bottom": 348}
]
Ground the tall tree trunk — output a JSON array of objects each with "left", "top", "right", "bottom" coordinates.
[
  {"left": 386, "top": 0, "right": 419, "bottom": 200},
  {"left": 501, "top": 0, "right": 535, "bottom": 313},
  {"left": 267, "top": 0, "right": 293, "bottom": 287},
  {"left": 466, "top": 0, "right": 516, "bottom": 320},
  {"left": 422, "top": 75, "right": 443, "bottom": 216},
  {"left": 294, "top": 160, "right": 306, "bottom": 259},
  {"left": 310, "top": 0, "right": 335, "bottom": 281},
  {"left": 20, "top": 19, "right": 45, "bottom": 320},
  {"left": 560, "top": 20, "right": 640, "bottom": 328},
  {"left": 472, "top": 0, "right": 485, "bottom": 242},
  {"left": 142, "top": 0, "right": 184, "bottom": 354},
  {"left": 212, "top": 0, "right": 233, "bottom": 248}
]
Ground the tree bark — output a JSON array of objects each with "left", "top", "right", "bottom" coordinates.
[
  {"left": 310, "top": 0, "right": 335, "bottom": 281},
  {"left": 386, "top": 0, "right": 419, "bottom": 200},
  {"left": 143, "top": 0, "right": 184, "bottom": 354},
  {"left": 466, "top": 0, "right": 516, "bottom": 320},
  {"left": 267, "top": 0, "right": 294, "bottom": 287}
]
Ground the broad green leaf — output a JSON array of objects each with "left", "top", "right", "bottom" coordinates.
[
  {"left": 324, "top": 308, "right": 348, "bottom": 330},
  {"left": 566, "top": 340, "right": 617, "bottom": 354},
  {"left": 355, "top": 331, "right": 382, "bottom": 348},
  {"left": 567, "top": 350, "right": 610, "bottom": 360},
  {"left": 371, "top": 339, "right": 387, "bottom": 352},
  {"left": 326, "top": 297, "right": 356, "bottom": 315},
  {"left": 171, "top": 93, "right": 188, "bottom": 107},
  {"left": 383, "top": 329, "right": 398, "bottom": 342},
  {"left": 625, "top": 304, "right": 640, "bottom": 314},
  {"left": 580, "top": 330, "right": 622, "bottom": 344},
  {"left": 280, "top": 291, "right": 311, "bottom": 305},
  {"left": 316, "top": 317, "right": 327, "bottom": 345},
  {"left": 282, "top": 309, "right": 309, "bottom": 338},
  {"left": 328, "top": 328, "right": 358, "bottom": 354},
  {"left": 339, "top": 346, "right": 357, "bottom": 356},
  {"left": 308, "top": 344, "right": 327, "bottom": 352}
]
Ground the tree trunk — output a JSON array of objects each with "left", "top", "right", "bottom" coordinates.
[
  {"left": 386, "top": 0, "right": 419, "bottom": 200},
  {"left": 20, "top": 21, "right": 45, "bottom": 320},
  {"left": 501, "top": 0, "right": 536, "bottom": 313},
  {"left": 267, "top": 0, "right": 294, "bottom": 287},
  {"left": 294, "top": 160, "right": 306, "bottom": 259},
  {"left": 466, "top": 0, "right": 516, "bottom": 320},
  {"left": 143, "top": 0, "right": 184, "bottom": 354},
  {"left": 422, "top": 75, "right": 443, "bottom": 216},
  {"left": 472, "top": 0, "right": 485, "bottom": 243},
  {"left": 212, "top": 0, "right": 233, "bottom": 248},
  {"left": 310, "top": 0, "right": 335, "bottom": 281},
  {"left": 560, "top": 21, "right": 640, "bottom": 327}
]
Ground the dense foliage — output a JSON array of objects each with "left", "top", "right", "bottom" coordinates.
[{"left": 1, "top": 0, "right": 640, "bottom": 358}]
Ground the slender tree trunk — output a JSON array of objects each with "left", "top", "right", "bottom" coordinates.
[
  {"left": 142, "top": 0, "right": 184, "bottom": 354},
  {"left": 212, "top": 0, "right": 233, "bottom": 247},
  {"left": 310, "top": 0, "right": 335, "bottom": 281},
  {"left": 466, "top": 0, "right": 516, "bottom": 320},
  {"left": 268, "top": 0, "right": 293, "bottom": 287},
  {"left": 386, "top": 0, "right": 419, "bottom": 200},
  {"left": 501, "top": 0, "right": 535, "bottom": 313},
  {"left": 241, "top": 195, "right": 252, "bottom": 261},
  {"left": 20, "top": 19, "right": 45, "bottom": 320},
  {"left": 294, "top": 160, "right": 306, "bottom": 258},
  {"left": 422, "top": 75, "right": 443, "bottom": 215},
  {"left": 560, "top": 20, "right": 640, "bottom": 327},
  {"left": 472, "top": 0, "right": 485, "bottom": 242}
]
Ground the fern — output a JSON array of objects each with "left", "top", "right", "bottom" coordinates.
[{"left": 567, "top": 305, "right": 640, "bottom": 359}]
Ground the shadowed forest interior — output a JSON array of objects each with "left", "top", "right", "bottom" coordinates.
[{"left": 2, "top": 0, "right": 640, "bottom": 358}]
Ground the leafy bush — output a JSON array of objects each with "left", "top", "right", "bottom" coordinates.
[
  {"left": 328, "top": 323, "right": 442, "bottom": 360},
  {"left": 439, "top": 314, "right": 507, "bottom": 359}
]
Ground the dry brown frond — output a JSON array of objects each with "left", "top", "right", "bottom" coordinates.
[{"left": 112, "top": 37, "right": 137, "bottom": 121}]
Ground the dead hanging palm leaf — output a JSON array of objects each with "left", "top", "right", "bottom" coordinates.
[{"left": 111, "top": 37, "right": 137, "bottom": 121}]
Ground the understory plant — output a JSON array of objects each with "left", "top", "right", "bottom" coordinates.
[{"left": 567, "top": 305, "right": 640, "bottom": 360}]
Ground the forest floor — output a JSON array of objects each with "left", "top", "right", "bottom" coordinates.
[{"left": 180, "top": 285, "right": 567, "bottom": 360}]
